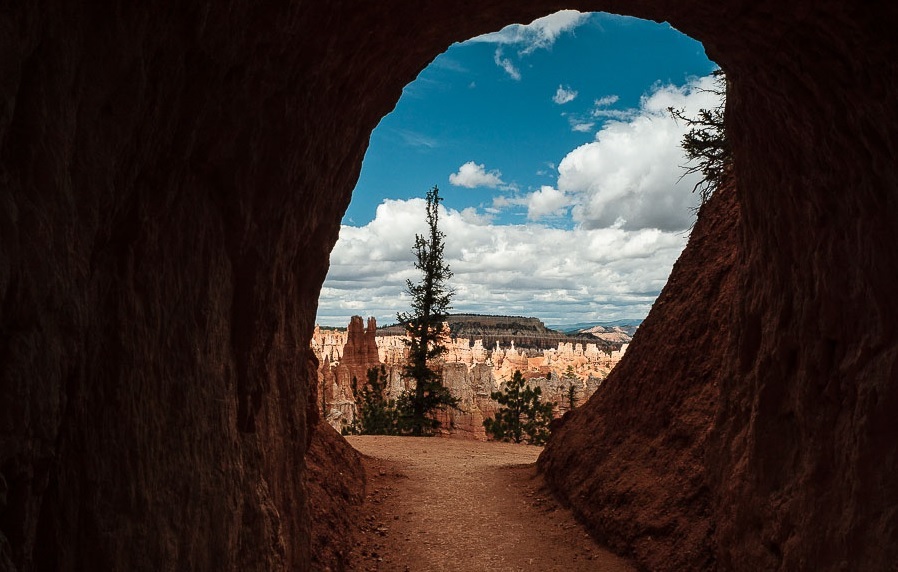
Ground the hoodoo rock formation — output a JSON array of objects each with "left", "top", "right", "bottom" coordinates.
[
  {"left": 310, "top": 316, "right": 627, "bottom": 439},
  {"left": 312, "top": 317, "right": 625, "bottom": 436},
  {"left": 340, "top": 316, "right": 380, "bottom": 370},
  {"left": 1, "top": 1, "right": 897, "bottom": 571}
]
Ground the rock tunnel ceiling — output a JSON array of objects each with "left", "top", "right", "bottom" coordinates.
[{"left": 1, "top": 1, "right": 896, "bottom": 571}]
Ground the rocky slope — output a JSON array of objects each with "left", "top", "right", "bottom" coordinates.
[
  {"left": 1, "top": 1, "right": 896, "bottom": 571},
  {"left": 575, "top": 324, "right": 637, "bottom": 344}
]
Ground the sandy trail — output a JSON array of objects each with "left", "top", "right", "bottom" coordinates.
[{"left": 345, "top": 436, "right": 634, "bottom": 572}]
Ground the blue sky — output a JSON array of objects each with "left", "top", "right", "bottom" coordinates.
[{"left": 318, "top": 11, "right": 720, "bottom": 327}]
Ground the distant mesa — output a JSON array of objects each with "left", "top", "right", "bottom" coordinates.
[{"left": 376, "top": 313, "right": 633, "bottom": 349}]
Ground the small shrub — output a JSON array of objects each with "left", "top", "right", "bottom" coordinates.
[{"left": 348, "top": 365, "right": 400, "bottom": 435}]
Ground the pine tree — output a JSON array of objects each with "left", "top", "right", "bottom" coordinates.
[
  {"left": 567, "top": 384, "right": 578, "bottom": 410},
  {"left": 668, "top": 69, "right": 730, "bottom": 205},
  {"left": 396, "top": 186, "right": 458, "bottom": 436},
  {"left": 484, "top": 370, "right": 555, "bottom": 445},
  {"left": 563, "top": 365, "right": 578, "bottom": 410},
  {"left": 347, "top": 365, "right": 399, "bottom": 435}
]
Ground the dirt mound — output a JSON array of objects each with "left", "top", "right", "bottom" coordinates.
[{"left": 306, "top": 421, "right": 366, "bottom": 571}]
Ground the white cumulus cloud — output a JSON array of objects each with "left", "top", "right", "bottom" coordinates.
[
  {"left": 553, "top": 85, "right": 578, "bottom": 104},
  {"left": 474, "top": 10, "right": 589, "bottom": 54},
  {"left": 316, "top": 198, "right": 688, "bottom": 326},
  {"left": 449, "top": 161, "right": 506, "bottom": 189},
  {"left": 525, "top": 186, "right": 570, "bottom": 219},
  {"left": 556, "top": 75, "right": 722, "bottom": 231}
]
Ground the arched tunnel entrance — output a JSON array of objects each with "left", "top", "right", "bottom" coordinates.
[{"left": 1, "top": 2, "right": 896, "bottom": 571}]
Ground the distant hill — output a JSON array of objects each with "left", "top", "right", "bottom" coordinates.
[
  {"left": 548, "top": 319, "right": 643, "bottom": 334},
  {"left": 546, "top": 319, "right": 642, "bottom": 344},
  {"left": 378, "top": 313, "right": 621, "bottom": 351}
]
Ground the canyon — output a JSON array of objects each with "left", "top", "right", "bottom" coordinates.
[
  {"left": 312, "top": 316, "right": 627, "bottom": 437},
  {"left": 1, "top": 1, "right": 897, "bottom": 571}
]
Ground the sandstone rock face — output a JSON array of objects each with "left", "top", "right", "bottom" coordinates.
[
  {"left": 312, "top": 318, "right": 625, "bottom": 436},
  {"left": 315, "top": 317, "right": 388, "bottom": 430},
  {"left": 341, "top": 316, "right": 380, "bottom": 369},
  {"left": 2, "top": 1, "right": 897, "bottom": 571}
]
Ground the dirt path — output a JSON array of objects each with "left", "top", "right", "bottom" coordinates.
[{"left": 345, "top": 436, "right": 635, "bottom": 572}]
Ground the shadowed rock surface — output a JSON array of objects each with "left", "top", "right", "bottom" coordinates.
[
  {"left": 540, "top": 180, "right": 740, "bottom": 570},
  {"left": 305, "top": 420, "right": 365, "bottom": 572},
  {"left": 1, "top": 1, "right": 897, "bottom": 571}
]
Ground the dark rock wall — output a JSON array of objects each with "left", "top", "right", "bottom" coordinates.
[
  {"left": 0, "top": 1, "right": 347, "bottom": 569},
  {"left": 708, "top": 7, "right": 898, "bottom": 569},
  {"left": 541, "top": 3, "right": 898, "bottom": 571},
  {"left": 305, "top": 420, "right": 365, "bottom": 572},
  {"left": 1, "top": 1, "right": 896, "bottom": 571},
  {"left": 540, "top": 179, "right": 741, "bottom": 571}
]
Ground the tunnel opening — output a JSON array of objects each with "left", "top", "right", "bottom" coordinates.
[
  {"left": 312, "top": 11, "right": 722, "bottom": 435},
  {"left": 295, "top": 2, "right": 898, "bottom": 569},
  {"left": 307, "top": 10, "right": 730, "bottom": 569},
  {"left": 317, "top": 11, "right": 720, "bottom": 329}
]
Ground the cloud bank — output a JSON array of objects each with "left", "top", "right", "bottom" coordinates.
[
  {"left": 318, "top": 74, "right": 724, "bottom": 326},
  {"left": 317, "top": 199, "right": 685, "bottom": 326}
]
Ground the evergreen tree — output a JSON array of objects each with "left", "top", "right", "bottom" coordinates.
[
  {"left": 484, "top": 370, "right": 555, "bottom": 445},
  {"left": 668, "top": 69, "right": 730, "bottom": 205},
  {"left": 563, "top": 365, "right": 578, "bottom": 410},
  {"left": 347, "top": 365, "right": 399, "bottom": 435},
  {"left": 567, "top": 384, "right": 578, "bottom": 410},
  {"left": 396, "top": 186, "right": 458, "bottom": 436}
]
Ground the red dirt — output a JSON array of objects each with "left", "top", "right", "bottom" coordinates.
[
  {"left": 306, "top": 421, "right": 366, "bottom": 571},
  {"left": 345, "top": 436, "right": 634, "bottom": 572}
]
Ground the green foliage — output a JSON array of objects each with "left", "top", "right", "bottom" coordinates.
[
  {"left": 563, "top": 366, "right": 578, "bottom": 410},
  {"left": 668, "top": 69, "right": 731, "bottom": 205},
  {"left": 484, "top": 370, "right": 555, "bottom": 445},
  {"left": 567, "top": 384, "right": 578, "bottom": 410},
  {"left": 347, "top": 366, "right": 400, "bottom": 435},
  {"left": 396, "top": 186, "right": 458, "bottom": 436}
]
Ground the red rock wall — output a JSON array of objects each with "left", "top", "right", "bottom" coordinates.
[
  {"left": 540, "top": 179, "right": 740, "bottom": 570},
  {"left": 2, "top": 1, "right": 897, "bottom": 571},
  {"left": 540, "top": 4, "right": 898, "bottom": 570},
  {"left": 305, "top": 420, "right": 365, "bottom": 571}
]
